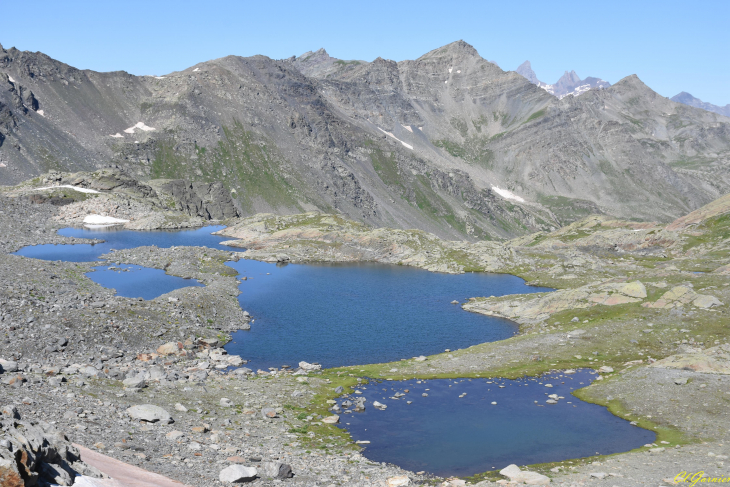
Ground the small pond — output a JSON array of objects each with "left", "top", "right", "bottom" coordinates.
[
  {"left": 335, "top": 370, "right": 655, "bottom": 477},
  {"left": 87, "top": 264, "right": 204, "bottom": 300}
]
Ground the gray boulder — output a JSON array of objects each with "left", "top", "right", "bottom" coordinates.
[
  {"left": 261, "top": 461, "right": 294, "bottom": 479},
  {"left": 126, "top": 405, "right": 173, "bottom": 424},
  {"left": 219, "top": 464, "right": 257, "bottom": 483},
  {"left": 0, "top": 359, "right": 18, "bottom": 373},
  {"left": 122, "top": 375, "right": 147, "bottom": 389}
]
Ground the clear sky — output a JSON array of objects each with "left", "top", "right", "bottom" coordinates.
[{"left": 2, "top": 0, "right": 728, "bottom": 105}]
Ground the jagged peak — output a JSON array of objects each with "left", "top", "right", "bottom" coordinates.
[
  {"left": 516, "top": 60, "right": 541, "bottom": 85},
  {"left": 557, "top": 70, "right": 581, "bottom": 85}
]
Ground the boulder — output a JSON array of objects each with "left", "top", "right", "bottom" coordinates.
[
  {"left": 261, "top": 462, "right": 293, "bottom": 479},
  {"left": 693, "top": 295, "right": 723, "bottom": 309},
  {"left": 148, "top": 366, "right": 167, "bottom": 381},
  {"left": 156, "top": 342, "right": 180, "bottom": 355},
  {"left": 0, "top": 359, "right": 18, "bottom": 373},
  {"left": 499, "top": 464, "right": 550, "bottom": 485},
  {"left": 122, "top": 376, "right": 147, "bottom": 389},
  {"left": 78, "top": 366, "right": 102, "bottom": 378},
  {"left": 261, "top": 408, "right": 277, "bottom": 419},
  {"left": 321, "top": 415, "right": 339, "bottom": 424},
  {"left": 298, "top": 361, "right": 321, "bottom": 371},
  {"left": 219, "top": 465, "right": 257, "bottom": 483},
  {"left": 387, "top": 476, "right": 411, "bottom": 486},
  {"left": 598, "top": 366, "right": 614, "bottom": 373},
  {"left": 126, "top": 405, "right": 173, "bottom": 424},
  {"left": 1, "top": 405, "right": 19, "bottom": 419},
  {"left": 220, "top": 398, "right": 233, "bottom": 407}
]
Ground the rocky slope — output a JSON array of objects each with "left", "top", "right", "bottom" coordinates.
[{"left": 1, "top": 41, "right": 730, "bottom": 241}]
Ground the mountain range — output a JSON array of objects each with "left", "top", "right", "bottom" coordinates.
[
  {"left": 515, "top": 61, "right": 611, "bottom": 98},
  {"left": 1, "top": 40, "right": 729, "bottom": 241}
]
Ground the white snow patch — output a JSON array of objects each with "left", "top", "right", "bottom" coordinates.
[
  {"left": 37, "top": 109, "right": 45, "bottom": 117},
  {"left": 123, "top": 122, "right": 156, "bottom": 134},
  {"left": 377, "top": 127, "right": 413, "bottom": 150},
  {"left": 8, "top": 75, "right": 15, "bottom": 83},
  {"left": 155, "top": 76, "right": 166, "bottom": 79},
  {"left": 445, "top": 80, "right": 448, "bottom": 84},
  {"left": 449, "top": 67, "right": 453, "bottom": 73},
  {"left": 83, "top": 215, "right": 129, "bottom": 225},
  {"left": 491, "top": 186, "right": 525, "bottom": 203},
  {"left": 418, "top": 126, "right": 423, "bottom": 131},
  {"left": 193, "top": 68, "right": 200, "bottom": 72},
  {"left": 110, "top": 133, "right": 123, "bottom": 138},
  {"left": 402, "top": 125, "right": 413, "bottom": 133},
  {"left": 35, "top": 185, "right": 100, "bottom": 194},
  {"left": 457, "top": 70, "right": 461, "bottom": 73},
  {"left": 0, "top": 163, "right": 6, "bottom": 168}
]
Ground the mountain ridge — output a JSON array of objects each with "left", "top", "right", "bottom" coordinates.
[
  {"left": 1, "top": 40, "right": 729, "bottom": 241},
  {"left": 671, "top": 91, "right": 730, "bottom": 117}
]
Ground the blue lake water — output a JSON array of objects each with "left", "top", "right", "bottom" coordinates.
[
  {"left": 224, "top": 260, "right": 552, "bottom": 370},
  {"left": 13, "top": 225, "right": 231, "bottom": 262},
  {"left": 87, "top": 264, "right": 204, "bottom": 300},
  {"left": 336, "top": 370, "right": 654, "bottom": 477}
]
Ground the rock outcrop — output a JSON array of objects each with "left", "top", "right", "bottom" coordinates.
[
  {"left": 158, "top": 179, "right": 239, "bottom": 220},
  {"left": 0, "top": 409, "right": 104, "bottom": 486}
]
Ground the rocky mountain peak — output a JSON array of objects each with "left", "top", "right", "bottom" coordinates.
[
  {"left": 516, "top": 61, "right": 540, "bottom": 85},
  {"left": 556, "top": 70, "right": 581, "bottom": 87},
  {"left": 420, "top": 40, "right": 480, "bottom": 61}
]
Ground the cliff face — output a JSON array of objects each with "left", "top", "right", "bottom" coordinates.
[{"left": 1, "top": 41, "right": 729, "bottom": 239}]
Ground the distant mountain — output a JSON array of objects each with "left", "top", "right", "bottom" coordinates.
[
  {"left": 516, "top": 61, "right": 610, "bottom": 99},
  {"left": 516, "top": 61, "right": 542, "bottom": 86},
  {"left": 671, "top": 92, "right": 730, "bottom": 117}
]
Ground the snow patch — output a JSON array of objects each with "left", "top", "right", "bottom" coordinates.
[
  {"left": 8, "top": 75, "right": 15, "bottom": 83},
  {"left": 35, "top": 185, "right": 100, "bottom": 194},
  {"left": 444, "top": 80, "right": 448, "bottom": 84},
  {"left": 0, "top": 163, "right": 6, "bottom": 168},
  {"left": 457, "top": 70, "right": 461, "bottom": 73},
  {"left": 110, "top": 133, "right": 123, "bottom": 138},
  {"left": 123, "top": 122, "right": 156, "bottom": 134},
  {"left": 37, "top": 110, "right": 45, "bottom": 117},
  {"left": 448, "top": 67, "right": 453, "bottom": 73},
  {"left": 377, "top": 127, "right": 413, "bottom": 150},
  {"left": 491, "top": 186, "right": 525, "bottom": 203},
  {"left": 402, "top": 125, "right": 413, "bottom": 133},
  {"left": 83, "top": 214, "right": 129, "bottom": 225},
  {"left": 155, "top": 76, "right": 166, "bottom": 79},
  {"left": 193, "top": 68, "right": 200, "bottom": 72}
]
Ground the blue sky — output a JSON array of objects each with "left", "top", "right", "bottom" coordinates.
[{"left": 2, "top": 0, "right": 728, "bottom": 105}]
